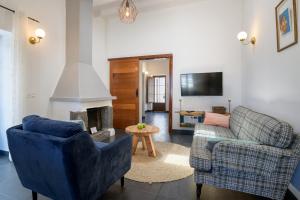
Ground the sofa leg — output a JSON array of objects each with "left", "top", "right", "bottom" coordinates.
[
  {"left": 196, "top": 184, "right": 202, "bottom": 199},
  {"left": 121, "top": 176, "right": 125, "bottom": 188},
  {"left": 32, "top": 191, "right": 37, "bottom": 200}
]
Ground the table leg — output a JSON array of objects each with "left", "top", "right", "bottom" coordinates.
[
  {"left": 141, "top": 136, "right": 146, "bottom": 150},
  {"left": 132, "top": 135, "right": 139, "bottom": 155},
  {"left": 144, "top": 135, "right": 156, "bottom": 157}
]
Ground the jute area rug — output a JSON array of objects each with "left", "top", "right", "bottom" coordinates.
[{"left": 125, "top": 142, "right": 193, "bottom": 183}]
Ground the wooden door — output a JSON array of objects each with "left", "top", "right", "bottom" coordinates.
[{"left": 110, "top": 58, "right": 139, "bottom": 130}]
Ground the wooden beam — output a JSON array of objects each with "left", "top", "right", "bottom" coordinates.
[{"left": 108, "top": 54, "right": 173, "bottom": 61}]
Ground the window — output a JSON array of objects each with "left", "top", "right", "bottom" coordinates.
[{"left": 154, "top": 76, "right": 166, "bottom": 103}]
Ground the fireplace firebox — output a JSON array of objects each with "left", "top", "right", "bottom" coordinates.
[{"left": 70, "top": 106, "right": 113, "bottom": 134}]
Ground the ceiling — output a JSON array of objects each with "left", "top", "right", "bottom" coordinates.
[{"left": 93, "top": 0, "right": 199, "bottom": 17}]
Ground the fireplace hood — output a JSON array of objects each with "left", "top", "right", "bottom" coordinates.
[{"left": 50, "top": 0, "right": 115, "bottom": 103}]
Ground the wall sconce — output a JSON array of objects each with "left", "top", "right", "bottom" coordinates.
[
  {"left": 29, "top": 28, "right": 46, "bottom": 45},
  {"left": 237, "top": 31, "right": 256, "bottom": 45}
]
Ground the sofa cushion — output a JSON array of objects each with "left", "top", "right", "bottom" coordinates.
[
  {"left": 205, "top": 137, "right": 258, "bottom": 152},
  {"left": 229, "top": 106, "right": 250, "bottom": 137},
  {"left": 195, "top": 124, "right": 237, "bottom": 139},
  {"left": 238, "top": 111, "right": 293, "bottom": 148},
  {"left": 23, "top": 115, "right": 83, "bottom": 138}
]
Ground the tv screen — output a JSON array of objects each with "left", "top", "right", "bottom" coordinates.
[{"left": 181, "top": 72, "right": 223, "bottom": 96}]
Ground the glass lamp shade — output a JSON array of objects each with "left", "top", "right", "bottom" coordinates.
[
  {"left": 35, "top": 28, "right": 46, "bottom": 39},
  {"left": 119, "top": 0, "right": 138, "bottom": 24},
  {"left": 237, "top": 31, "right": 248, "bottom": 41}
]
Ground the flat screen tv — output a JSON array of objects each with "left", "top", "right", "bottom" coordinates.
[{"left": 181, "top": 72, "right": 223, "bottom": 96}]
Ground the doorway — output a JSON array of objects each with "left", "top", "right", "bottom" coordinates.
[
  {"left": 152, "top": 75, "right": 166, "bottom": 112},
  {"left": 109, "top": 54, "right": 173, "bottom": 134},
  {"left": 140, "top": 58, "right": 170, "bottom": 140}
]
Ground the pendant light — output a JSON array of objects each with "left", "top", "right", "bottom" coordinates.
[{"left": 119, "top": 0, "right": 138, "bottom": 24}]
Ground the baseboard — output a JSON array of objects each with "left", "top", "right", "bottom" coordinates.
[{"left": 288, "top": 184, "right": 300, "bottom": 200}]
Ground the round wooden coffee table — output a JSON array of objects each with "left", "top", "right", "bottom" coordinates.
[{"left": 125, "top": 125, "right": 160, "bottom": 157}]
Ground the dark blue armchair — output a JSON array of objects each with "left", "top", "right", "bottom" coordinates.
[{"left": 6, "top": 115, "right": 132, "bottom": 200}]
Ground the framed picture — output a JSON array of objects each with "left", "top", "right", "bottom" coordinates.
[
  {"left": 276, "top": 0, "right": 298, "bottom": 52},
  {"left": 90, "top": 127, "right": 98, "bottom": 134}
]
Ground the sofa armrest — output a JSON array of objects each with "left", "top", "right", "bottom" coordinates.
[
  {"left": 98, "top": 135, "right": 132, "bottom": 185},
  {"left": 212, "top": 141, "right": 293, "bottom": 177},
  {"left": 71, "top": 133, "right": 132, "bottom": 199}
]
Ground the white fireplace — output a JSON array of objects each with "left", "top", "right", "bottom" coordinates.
[{"left": 50, "top": 0, "right": 115, "bottom": 121}]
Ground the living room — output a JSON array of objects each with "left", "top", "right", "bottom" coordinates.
[{"left": 0, "top": 0, "right": 300, "bottom": 200}]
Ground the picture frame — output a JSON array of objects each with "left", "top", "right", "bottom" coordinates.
[
  {"left": 275, "top": 0, "right": 298, "bottom": 52},
  {"left": 90, "top": 127, "right": 98, "bottom": 134}
]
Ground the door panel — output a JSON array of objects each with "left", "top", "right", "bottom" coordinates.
[{"left": 110, "top": 59, "right": 139, "bottom": 130}]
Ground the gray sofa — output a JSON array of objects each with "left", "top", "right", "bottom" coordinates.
[{"left": 190, "top": 106, "right": 300, "bottom": 200}]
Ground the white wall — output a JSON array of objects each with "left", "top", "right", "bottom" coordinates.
[
  {"left": 106, "top": 0, "right": 244, "bottom": 129},
  {"left": 242, "top": 0, "right": 300, "bottom": 197},
  {"left": 242, "top": 0, "right": 300, "bottom": 133},
  {"left": 93, "top": 16, "right": 109, "bottom": 89},
  {"left": 0, "top": 0, "right": 244, "bottom": 133},
  {"left": 0, "top": 7, "right": 13, "bottom": 31},
  {"left": 0, "top": 0, "right": 109, "bottom": 120},
  {"left": 0, "top": 0, "right": 66, "bottom": 120}
]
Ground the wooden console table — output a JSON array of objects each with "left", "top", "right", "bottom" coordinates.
[
  {"left": 177, "top": 110, "right": 230, "bottom": 128},
  {"left": 177, "top": 111, "right": 205, "bottom": 128}
]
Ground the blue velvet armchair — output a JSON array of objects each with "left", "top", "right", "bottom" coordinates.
[{"left": 6, "top": 115, "right": 132, "bottom": 200}]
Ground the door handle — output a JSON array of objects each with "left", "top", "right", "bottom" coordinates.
[{"left": 136, "top": 88, "right": 139, "bottom": 97}]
